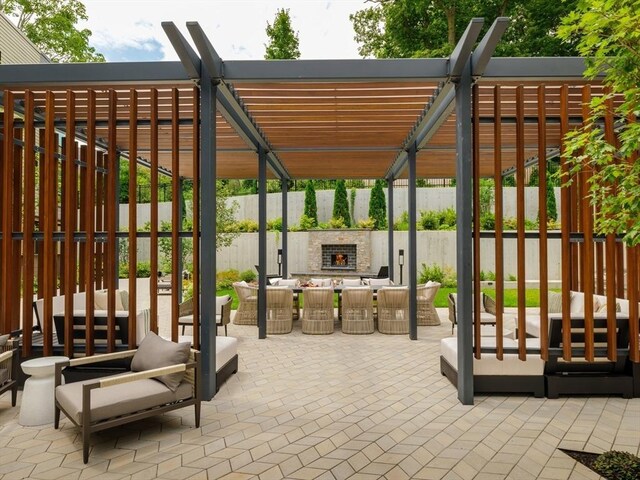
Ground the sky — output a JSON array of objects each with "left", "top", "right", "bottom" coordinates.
[{"left": 79, "top": 0, "right": 370, "bottom": 62}]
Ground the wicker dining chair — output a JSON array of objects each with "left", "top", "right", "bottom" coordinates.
[
  {"left": 302, "top": 287, "right": 334, "bottom": 334},
  {"left": 266, "top": 287, "right": 294, "bottom": 334},
  {"left": 341, "top": 287, "right": 374, "bottom": 334},
  {"left": 278, "top": 278, "right": 301, "bottom": 320},
  {"left": 232, "top": 282, "right": 258, "bottom": 325},
  {"left": 417, "top": 282, "right": 441, "bottom": 326},
  {"left": 377, "top": 286, "right": 410, "bottom": 334}
]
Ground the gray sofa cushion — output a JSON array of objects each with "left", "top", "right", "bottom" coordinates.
[
  {"left": 130, "top": 331, "right": 190, "bottom": 391},
  {"left": 0, "top": 368, "right": 8, "bottom": 386},
  {"left": 56, "top": 378, "right": 192, "bottom": 424}
]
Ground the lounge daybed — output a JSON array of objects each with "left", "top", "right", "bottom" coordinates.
[
  {"left": 54, "top": 332, "right": 200, "bottom": 463},
  {"left": 215, "top": 336, "right": 239, "bottom": 391},
  {"left": 440, "top": 336, "right": 545, "bottom": 397}
]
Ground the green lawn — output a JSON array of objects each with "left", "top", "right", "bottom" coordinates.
[{"left": 217, "top": 287, "right": 555, "bottom": 309}]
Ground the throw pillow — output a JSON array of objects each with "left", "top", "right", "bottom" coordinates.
[
  {"left": 0, "top": 334, "right": 10, "bottom": 347},
  {"left": 548, "top": 292, "right": 563, "bottom": 313},
  {"left": 94, "top": 290, "right": 125, "bottom": 311},
  {"left": 596, "top": 301, "right": 621, "bottom": 314},
  {"left": 131, "top": 331, "right": 190, "bottom": 392}
]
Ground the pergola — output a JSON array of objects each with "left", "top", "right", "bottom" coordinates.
[{"left": 0, "top": 18, "right": 637, "bottom": 404}]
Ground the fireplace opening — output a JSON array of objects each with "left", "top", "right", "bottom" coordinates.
[{"left": 322, "top": 244, "right": 357, "bottom": 270}]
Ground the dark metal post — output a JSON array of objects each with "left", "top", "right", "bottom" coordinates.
[
  {"left": 200, "top": 77, "right": 217, "bottom": 399},
  {"left": 258, "top": 146, "right": 267, "bottom": 339},
  {"left": 387, "top": 178, "right": 394, "bottom": 282},
  {"left": 408, "top": 143, "right": 418, "bottom": 340},
  {"left": 455, "top": 60, "right": 474, "bottom": 405},
  {"left": 281, "top": 179, "right": 288, "bottom": 278}
]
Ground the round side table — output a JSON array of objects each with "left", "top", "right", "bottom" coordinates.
[{"left": 19, "top": 356, "right": 69, "bottom": 426}]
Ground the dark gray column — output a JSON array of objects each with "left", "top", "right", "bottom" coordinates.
[
  {"left": 387, "top": 178, "right": 394, "bottom": 282},
  {"left": 408, "top": 143, "right": 417, "bottom": 340},
  {"left": 200, "top": 78, "right": 217, "bottom": 399},
  {"left": 455, "top": 60, "right": 474, "bottom": 405},
  {"left": 281, "top": 179, "right": 288, "bottom": 278},
  {"left": 258, "top": 146, "right": 267, "bottom": 339}
]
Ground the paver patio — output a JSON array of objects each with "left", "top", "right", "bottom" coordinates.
[{"left": 1, "top": 300, "right": 638, "bottom": 479}]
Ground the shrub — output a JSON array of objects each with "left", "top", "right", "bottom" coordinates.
[
  {"left": 593, "top": 451, "right": 640, "bottom": 480},
  {"left": 368, "top": 179, "right": 387, "bottom": 230},
  {"left": 356, "top": 217, "right": 375, "bottom": 229},
  {"left": 480, "top": 212, "right": 495, "bottom": 230},
  {"left": 267, "top": 217, "right": 282, "bottom": 232},
  {"left": 328, "top": 217, "right": 347, "bottom": 229},
  {"left": 234, "top": 219, "right": 259, "bottom": 232},
  {"left": 419, "top": 263, "right": 444, "bottom": 284},
  {"left": 136, "top": 261, "right": 151, "bottom": 278},
  {"left": 332, "top": 180, "right": 351, "bottom": 227},
  {"left": 216, "top": 269, "right": 241, "bottom": 289},
  {"left": 240, "top": 269, "right": 257, "bottom": 282},
  {"left": 439, "top": 208, "right": 457, "bottom": 229},
  {"left": 394, "top": 211, "right": 410, "bottom": 231},
  {"left": 303, "top": 180, "right": 318, "bottom": 226},
  {"left": 119, "top": 263, "right": 129, "bottom": 279},
  {"left": 420, "top": 210, "right": 440, "bottom": 230},
  {"left": 485, "top": 271, "right": 496, "bottom": 281},
  {"left": 479, "top": 270, "right": 486, "bottom": 281},
  {"left": 298, "top": 214, "right": 317, "bottom": 231},
  {"left": 442, "top": 266, "right": 457, "bottom": 287},
  {"left": 508, "top": 273, "right": 517, "bottom": 281}
]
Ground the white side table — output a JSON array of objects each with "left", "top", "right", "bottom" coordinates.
[{"left": 19, "top": 356, "right": 68, "bottom": 426}]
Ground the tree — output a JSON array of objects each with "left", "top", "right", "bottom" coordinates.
[
  {"left": 265, "top": 8, "right": 300, "bottom": 59},
  {"left": 303, "top": 180, "right": 318, "bottom": 227},
  {"left": 368, "top": 179, "right": 387, "bottom": 230},
  {"left": 350, "top": 0, "right": 578, "bottom": 59},
  {"left": 558, "top": 0, "right": 640, "bottom": 245},
  {"left": 1, "top": 0, "right": 104, "bottom": 62},
  {"left": 332, "top": 180, "right": 351, "bottom": 227}
]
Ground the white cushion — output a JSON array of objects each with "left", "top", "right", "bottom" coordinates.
[
  {"left": 278, "top": 278, "right": 300, "bottom": 287},
  {"left": 310, "top": 278, "right": 332, "bottom": 287},
  {"left": 441, "top": 337, "right": 544, "bottom": 375},
  {"left": 136, "top": 308, "right": 151, "bottom": 345},
  {"left": 368, "top": 278, "right": 392, "bottom": 286},
  {"left": 216, "top": 295, "right": 231, "bottom": 314},
  {"left": 216, "top": 336, "right": 237, "bottom": 372},
  {"left": 342, "top": 278, "right": 361, "bottom": 286},
  {"left": 94, "top": 290, "right": 125, "bottom": 311},
  {"left": 569, "top": 291, "right": 599, "bottom": 314},
  {"left": 269, "top": 278, "right": 282, "bottom": 286}
]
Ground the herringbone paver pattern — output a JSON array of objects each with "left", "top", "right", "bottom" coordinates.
[{"left": 1, "top": 309, "right": 638, "bottom": 479}]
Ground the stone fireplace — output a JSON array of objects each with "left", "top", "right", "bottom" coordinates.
[{"left": 307, "top": 229, "right": 371, "bottom": 273}]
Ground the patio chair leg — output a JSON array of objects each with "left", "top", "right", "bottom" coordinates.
[
  {"left": 54, "top": 406, "right": 60, "bottom": 429},
  {"left": 195, "top": 402, "right": 201, "bottom": 428},
  {"left": 224, "top": 325, "right": 227, "bottom": 336},
  {"left": 11, "top": 385, "right": 17, "bottom": 407},
  {"left": 181, "top": 325, "right": 186, "bottom": 335},
  {"left": 82, "top": 425, "right": 90, "bottom": 464}
]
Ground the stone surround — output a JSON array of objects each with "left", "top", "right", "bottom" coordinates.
[{"left": 308, "top": 229, "right": 371, "bottom": 273}]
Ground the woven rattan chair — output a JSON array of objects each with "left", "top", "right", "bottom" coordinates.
[
  {"left": 178, "top": 295, "right": 232, "bottom": 335},
  {"left": 302, "top": 287, "right": 334, "bottom": 334},
  {"left": 278, "top": 278, "right": 301, "bottom": 319},
  {"left": 417, "top": 282, "right": 441, "bottom": 326},
  {"left": 0, "top": 338, "right": 18, "bottom": 406},
  {"left": 232, "top": 282, "right": 258, "bottom": 325},
  {"left": 341, "top": 287, "right": 374, "bottom": 334},
  {"left": 377, "top": 286, "right": 410, "bottom": 334},
  {"left": 448, "top": 292, "right": 497, "bottom": 334},
  {"left": 266, "top": 287, "right": 294, "bottom": 334}
]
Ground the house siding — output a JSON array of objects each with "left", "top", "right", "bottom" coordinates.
[{"left": 0, "top": 13, "right": 49, "bottom": 64}]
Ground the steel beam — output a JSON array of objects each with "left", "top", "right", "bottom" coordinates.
[
  {"left": 471, "top": 17, "right": 510, "bottom": 77},
  {"left": 408, "top": 144, "right": 418, "bottom": 340},
  {"left": 455, "top": 60, "right": 474, "bottom": 405},
  {"left": 481, "top": 57, "right": 592, "bottom": 81},
  {"left": 258, "top": 146, "right": 268, "bottom": 339},
  {"left": 282, "top": 180, "right": 288, "bottom": 278},
  {"left": 387, "top": 178, "right": 394, "bottom": 282},
  {"left": 449, "top": 19, "right": 485, "bottom": 78},
  {"left": 200, "top": 77, "right": 217, "bottom": 399},
  {"left": 162, "top": 22, "right": 202, "bottom": 79},
  {"left": 186, "top": 22, "right": 223, "bottom": 78}
]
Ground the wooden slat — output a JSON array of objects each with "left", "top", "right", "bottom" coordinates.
[
  {"left": 150, "top": 88, "right": 159, "bottom": 333},
  {"left": 603, "top": 95, "right": 617, "bottom": 361},
  {"left": 95, "top": 152, "right": 104, "bottom": 290},
  {"left": 493, "top": 86, "right": 504, "bottom": 360},
  {"left": 192, "top": 86, "right": 200, "bottom": 349},
  {"left": 472, "top": 84, "right": 482, "bottom": 359},
  {"left": 11, "top": 126, "right": 23, "bottom": 332},
  {"left": 128, "top": 90, "right": 138, "bottom": 348},
  {"left": 580, "top": 86, "right": 595, "bottom": 362},
  {"left": 78, "top": 145, "right": 87, "bottom": 292},
  {"left": 515, "top": 85, "right": 526, "bottom": 360},
  {"left": 559, "top": 84, "right": 572, "bottom": 361},
  {"left": 1, "top": 92, "right": 14, "bottom": 336},
  {"left": 106, "top": 90, "right": 117, "bottom": 352},
  {"left": 22, "top": 91, "right": 36, "bottom": 355},
  {"left": 85, "top": 90, "right": 97, "bottom": 356},
  {"left": 629, "top": 242, "right": 639, "bottom": 363},
  {"left": 42, "top": 92, "right": 56, "bottom": 356},
  {"left": 537, "top": 85, "right": 549, "bottom": 361},
  {"left": 171, "top": 88, "right": 180, "bottom": 342},
  {"left": 63, "top": 91, "right": 76, "bottom": 358}
]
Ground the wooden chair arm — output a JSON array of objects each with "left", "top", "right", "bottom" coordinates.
[
  {"left": 69, "top": 350, "right": 137, "bottom": 367},
  {"left": 0, "top": 349, "right": 14, "bottom": 363},
  {"left": 94, "top": 361, "right": 196, "bottom": 389}
]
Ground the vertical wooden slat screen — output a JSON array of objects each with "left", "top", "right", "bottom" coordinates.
[
  {"left": 150, "top": 89, "right": 159, "bottom": 333},
  {"left": 472, "top": 84, "right": 481, "bottom": 359},
  {"left": 95, "top": 152, "right": 104, "bottom": 290},
  {"left": 85, "top": 90, "right": 97, "bottom": 356},
  {"left": 78, "top": 145, "right": 87, "bottom": 292},
  {"left": 581, "top": 85, "right": 595, "bottom": 362},
  {"left": 1, "top": 92, "right": 14, "bottom": 337},
  {"left": 106, "top": 90, "right": 117, "bottom": 352},
  {"left": 515, "top": 85, "right": 526, "bottom": 359},
  {"left": 63, "top": 91, "right": 76, "bottom": 358},
  {"left": 171, "top": 88, "right": 180, "bottom": 342},
  {"left": 537, "top": 85, "right": 549, "bottom": 360},
  {"left": 12, "top": 125, "right": 23, "bottom": 332},
  {"left": 22, "top": 91, "right": 35, "bottom": 355},
  {"left": 559, "top": 84, "right": 572, "bottom": 361},
  {"left": 493, "top": 86, "right": 504, "bottom": 360},
  {"left": 42, "top": 92, "right": 56, "bottom": 356},
  {"left": 128, "top": 90, "right": 138, "bottom": 348},
  {"left": 192, "top": 86, "right": 200, "bottom": 349}
]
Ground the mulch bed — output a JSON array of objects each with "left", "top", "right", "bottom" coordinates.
[{"left": 559, "top": 449, "right": 602, "bottom": 477}]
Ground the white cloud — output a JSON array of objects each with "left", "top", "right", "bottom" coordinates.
[{"left": 80, "top": 0, "right": 369, "bottom": 62}]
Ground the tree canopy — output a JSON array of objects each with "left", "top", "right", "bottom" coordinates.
[
  {"left": 1, "top": 0, "right": 104, "bottom": 62},
  {"left": 558, "top": 0, "right": 640, "bottom": 246},
  {"left": 265, "top": 8, "right": 300, "bottom": 59},
  {"left": 350, "top": 0, "right": 579, "bottom": 58}
]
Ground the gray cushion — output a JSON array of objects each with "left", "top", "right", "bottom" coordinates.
[
  {"left": 0, "top": 368, "right": 8, "bottom": 385},
  {"left": 56, "top": 378, "right": 192, "bottom": 424},
  {"left": 130, "top": 331, "right": 190, "bottom": 392},
  {"left": 0, "top": 334, "right": 9, "bottom": 347}
]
